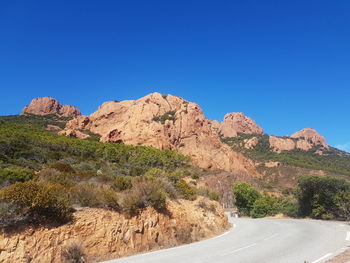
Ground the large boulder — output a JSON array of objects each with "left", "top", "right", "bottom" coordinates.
[{"left": 22, "top": 97, "right": 81, "bottom": 118}]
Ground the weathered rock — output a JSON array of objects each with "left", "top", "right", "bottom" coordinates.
[
  {"left": 269, "top": 129, "right": 328, "bottom": 153},
  {"left": 46, "top": 125, "right": 61, "bottom": 131},
  {"left": 22, "top": 97, "right": 81, "bottom": 118},
  {"left": 62, "top": 93, "right": 259, "bottom": 176},
  {"left": 59, "top": 129, "right": 90, "bottom": 139},
  {"left": 291, "top": 128, "right": 328, "bottom": 149},
  {"left": 269, "top": 136, "right": 296, "bottom": 153},
  {"left": 219, "top": 112, "right": 263, "bottom": 138},
  {"left": 243, "top": 137, "right": 259, "bottom": 149},
  {"left": 0, "top": 198, "right": 229, "bottom": 263}
]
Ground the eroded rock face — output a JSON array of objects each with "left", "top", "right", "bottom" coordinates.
[
  {"left": 219, "top": 112, "right": 264, "bottom": 138},
  {"left": 22, "top": 97, "right": 81, "bottom": 118},
  {"left": 62, "top": 92, "right": 259, "bottom": 176},
  {"left": 269, "top": 136, "right": 296, "bottom": 153},
  {"left": 243, "top": 137, "right": 259, "bottom": 149},
  {"left": 269, "top": 128, "right": 328, "bottom": 153},
  {"left": 291, "top": 128, "right": 328, "bottom": 149},
  {"left": 0, "top": 198, "right": 229, "bottom": 263}
]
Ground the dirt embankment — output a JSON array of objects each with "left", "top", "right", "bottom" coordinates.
[{"left": 0, "top": 197, "right": 229, "bottom": 263}]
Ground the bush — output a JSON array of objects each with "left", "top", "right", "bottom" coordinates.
[
  {"left": 174, "top": 179, "right": 197, "bottom": 200},
  {"left": 276, "top": 196, "right": 299, "bottom": 218},
  {"left": 251, "top": 195, "right": 278, "bottom": 218},
  {"left": 0, "top": 168, "right": 34, "bottom": 187},
  {"left": 121, "top": 176, "right": 167, "bottom": 216},
  {"left": 296, "top": 175, "right": 350, "bottom": 220},
  {"left": 50, "top": 162, "right": 75, "bottom": 173},
  {"left": 70, "top": 184, "right": 119, "bottom": 210},
  {"left": 232, "top": 182, "right": 261, "bottom": 216},
  {"left": 0, "top": 182, "right": 72, "bottom": 226},
  {"left": 208, "top": 190, "right": 220, "bottom": 201},
  {"left": 112, "top": 176, "right": 132, "bottom": 191},
  {"left": 37, "top": 168, "right": 75, "bottom": 187},
  {"left": 0, "top": 201, "right": 27, "bottom": 228},
  {"left": 61, "top": 242, "right": 85, "bottom": 263}
]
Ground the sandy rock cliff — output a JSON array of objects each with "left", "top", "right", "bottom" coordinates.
[
  {"left": 61, "top": 92, "right": 259, "bottom": 176},
  {"left": 22, "top": 97, "right": 81, "bottom": 118},
  {"left": 219, "top": 112, "right": 264, "bottom": 138},
  {"left": 0, "top": 198, "right": 229, "bottom": 263}
]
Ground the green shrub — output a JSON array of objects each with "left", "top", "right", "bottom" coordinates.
[
  {"left": 0, "top": 168, "right": 34, "bottom": 187},
  {"left": 112, "top": 176, "right": 132, "bottom": 191},
  {"left": 208, "top": 190, "right": 220, "bottom": 201},
  {"left": 276, "top": 196, "right": 299, "bottom": 218},
  {"left": 121, "top": 176, "right": 167, "bottom": 216},
  {"left": 0, "top": 201, "right": 27, "bottom": 228},
  {"left": 232, "top": 182, "right": 261, "bottom": 216},
  {"left": 152, "top": 111, "right": 176, "bottom": 124},
  {"left": 333, "top": 191, "right": 350, "bottom": 220},
  {"left": 37, "top": 168, "right": 75, "bottom": 187},
  {"left": 0, "top": 182, "right": 72, "bottom": 226},
  {"left": 251, "top": 195, "right": 277, "bottom": 218},
  {"left": 296, "top": 175, "right": 350, "bottom": 220},
  {"left": 70, "top": 184, "right": 120, "bottom": 210},
  {"left": 174, "top": 179, "right": 197, "bottom": 200},
  {"left": 50, "top": 162, "right": 75, "bottom": 173}
]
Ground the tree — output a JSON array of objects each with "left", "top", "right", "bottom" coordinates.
[{"left": 232, "top": 182, "right": 261, "bottom": 215}]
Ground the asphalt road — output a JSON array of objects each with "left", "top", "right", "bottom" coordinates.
[{"left": 103, "top": 215, "right": 350, "bottom": 263}]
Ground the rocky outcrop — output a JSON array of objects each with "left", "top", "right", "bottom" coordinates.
[
  {"left": 0, "top": 198, "right": 229, "bottom": 263},
  {"left": 22, "top": 97, "right": 81, "bottom": 118},
  {"left": 219, "top": 112, "right": 263, "bottom": 138},
  {"left": 269, "top": 136, "right": 296, "bottom": 153},
  {"left": 291, "top": 128, "right": 328, "bottom": 149},
  {"left": 269, "top": 128, "right": 328, "bottom": 153},
  {"left": 59, "top": 129, "right": 90, "bottom": 139},
  {"left": 243, "top": 137, "right": 259, "bottom": 149},
  {"left": 61, "top": 93, "right": 259, "bottom": 176}
]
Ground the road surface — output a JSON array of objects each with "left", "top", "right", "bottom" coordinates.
[{"left": 103, "top": 215, "right": 350, "bottom": 263}]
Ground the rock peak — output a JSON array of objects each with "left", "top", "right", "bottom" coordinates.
[
  {"left": 291, "top": 128, "right": 328, "bottom": 148},
  {"left": 22, "top": 97, "right": 81, "bottom": 118},
  {"left": 220, "top": 112, "right": 264, "bottom": 137}
]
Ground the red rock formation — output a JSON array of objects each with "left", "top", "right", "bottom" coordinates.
[
  {"left": 22, "top": 97, "right": 81, "bottom": 118},
  {"left": 269, "top": 128, "right": 328, "bottom": 153},
  {"left": 291, "top": 128, "right": 328, "bottom": 149},
  {"left": 0, "top": 198, "right": 229, "bottom": 263},
  {"left": 61, "top": 93, "right": 259, "bottom": 176},
  {"left": 219, "top": 112, "right": 264, "bottom": 138}
]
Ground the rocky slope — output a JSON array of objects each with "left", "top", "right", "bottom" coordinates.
[
  {"left": 0, "top": 198, "right": 229, "bottom": 263},
  {"left": 60, "top": 92, "right": 259, "bottom": 176},
  {"left": 22, "top": 97, "right": 81, "bottom": 118}
]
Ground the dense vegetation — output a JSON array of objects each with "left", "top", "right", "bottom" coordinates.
[
  {"left": 0, "top": 119, "right": 219, "bottom": 229},
  {"left": 232, "top": 175, "right": 350, "bottom": 220},
  {"left": 223, "top": 133, "right": 350, "bottom": 175}
]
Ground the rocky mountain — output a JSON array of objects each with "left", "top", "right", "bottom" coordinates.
[
  {"left": 60, "top": 92, "right": 259, "bottom": 176},
  {"left": 269, "top": 128, "right": 328, "bottom": 153},
  {"left": 213, "top": 112, "right": 264, "bottom": 138},
  {"left": 22, "top": 97, "right": 81, "bottom": 118}
]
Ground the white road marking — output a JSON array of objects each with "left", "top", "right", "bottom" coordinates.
[
  {"left": 263, "top": 233, "right": 278, "bottom": 241},
  {"left": 222, "top": 243, "right": 257, "bottom": 256},
  {"left": 346, "top": 231, "right": 350, "bottom": 241},
  {"left": 311, "top": 253, "right": 333, "bottom": 263}
]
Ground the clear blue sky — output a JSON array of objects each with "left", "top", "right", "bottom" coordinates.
[{"left": 1, "top": 0, "right": 350, "bottom": 150}]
